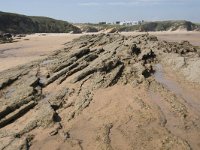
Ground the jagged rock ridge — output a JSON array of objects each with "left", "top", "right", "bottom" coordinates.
[{"left": 0, "top": 33, "right": 199, "bottom": 149}]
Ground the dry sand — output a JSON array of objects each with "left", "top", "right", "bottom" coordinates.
[{"left": 0, "top": 33, "right": 83, "bottom": 72}]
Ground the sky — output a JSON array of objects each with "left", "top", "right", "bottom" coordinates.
[{"left": 0, "top": 0, "right": 199, "bottom": 23}]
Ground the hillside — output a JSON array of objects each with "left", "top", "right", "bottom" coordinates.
[
  {"left": 0, "top": 11, "right": 81, "bottom": 34},
  {"left": 137, "top": 20, "right": 200, "bottom": 32},
  {"left": 75, "top": 20, "right": 200, "bottom": 32}
]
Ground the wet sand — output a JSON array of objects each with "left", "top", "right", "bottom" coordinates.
[{"left": 150, "top": 64, "right": 200, "bottom": 149}]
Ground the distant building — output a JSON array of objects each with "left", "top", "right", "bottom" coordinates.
[
  {"left": 99, "top": 22, "right": 107, "bottom": 25},
  {"left": 103, "top": 21, "right": 139, "bottom": 26},
  {"left": 120, "top": 21, "right": 137, "bottom": 26},
  {"left": 138, "top": 20, "right": 145, "bottom": 25},
  {"left": 116, "top": 21, "right": 120, "bottom": 25}
]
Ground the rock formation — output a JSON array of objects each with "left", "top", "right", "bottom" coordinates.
[{"left": 0, "top": 33, "right": 200, "bottom": 150}]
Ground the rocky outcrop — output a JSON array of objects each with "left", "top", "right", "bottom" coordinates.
[
  {"left": 0, "top": 33, "right": 13, "bottom": 44},
  {"left": 159, "top": 39, "right": 200, "bottom": 83},
  {"left": 0, "top": 33, "right": 199, "bottom": 149},
  {"left": 105, "top": 28, "right": 118, "bottom": 33}
]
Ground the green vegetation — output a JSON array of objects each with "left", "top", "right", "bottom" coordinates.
[
  {"left": 1, "top": 11, "right": 199, "bottom": 34},
  {"left": 76, "top": 20, "right": 200, "bottom": 32},
  {"left": 79, "top": 25, "right": 99, "bottom": 33},
  {"left": 138, "top": 20, "right": 200, "bottom": 31},
  {"left": 75, "top": 23, "right": 122, "bottom": 31},
  {"left": 0, "top": 11, "right": 81, "bottom": 34}
]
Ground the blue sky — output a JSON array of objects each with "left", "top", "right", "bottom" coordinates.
[{"left": 0, "top": 0, "right": 199, "bottom": 23}]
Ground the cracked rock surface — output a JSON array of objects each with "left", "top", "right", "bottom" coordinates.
[{"left": 0, "top": 33, "right": 200, "bottom": 150}]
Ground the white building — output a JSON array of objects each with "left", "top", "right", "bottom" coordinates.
[{"left": 119, "top": 21, "right": 138, "bottom": 26}]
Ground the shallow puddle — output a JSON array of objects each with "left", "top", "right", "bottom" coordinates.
[
  {"left": 149, "top": 64, "right": 200, "bottom": 149},
  {"left": 154, "top": 64, "right": 200, "bottom": 114}
]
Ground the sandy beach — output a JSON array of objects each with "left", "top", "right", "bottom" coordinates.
[{"left": 0, "top": 33, "right": 83, "bottom": 71}]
